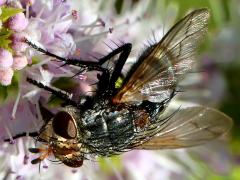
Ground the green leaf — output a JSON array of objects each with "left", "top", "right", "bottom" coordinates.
[
  {"left": 46, "top": 77, "right": 77, "bottom": 107},
  {"left": 6, "top": 72, "right": 19, "bottom": 96},
  {"left": 47, "top": 95, "right": 66, "bottom": 107},
  {"left": 29, "top": 56, "right": 41, "bottom": 65},
  {"left": 0, "top": 6, "right": 24, "bottom": 22},
  {"left": 114, "top": 0, "right": 124, "bottom": 14},
  {"left": 166, "top": 0, "right": 211, "bottom": 16},
  {"left": 0, "top": 28, "right": 12, "bottom": 38},
  {"left": 52, "top": 77, "right": 77, "bottom": 91},
  {"left": 0, "top": 72, "right": 19, "bottom": 103},
  {"left": 0, "top": 38, "right": 12, "bottom": 52},
  {"left": 98, "top": 156, "right": 122, "bottom": 173},
  {"left": 0, "top": 85, "right": 8, "bottom": 102},
  {"left": 0, "top": 28, "right": 13, "bottom": 51}
]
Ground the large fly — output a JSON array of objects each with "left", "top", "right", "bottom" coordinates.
[{"left": 8, "top": 8, "right": 232, "bottom": 168}]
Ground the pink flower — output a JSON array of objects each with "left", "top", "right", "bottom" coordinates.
[
  {"left": 6, "top": 12, "right": 29, "bottom": 32},
  {"left": 0, "top": 68, "right": 14, "bottom": 86},
  {"left": 12, "top": 55, "right": 28, "bottom": 70},
  {"left": 0, "top": 48, "right": 13, "bottom": 68}
]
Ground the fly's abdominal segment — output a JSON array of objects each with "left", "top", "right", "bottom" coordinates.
[{"left": 10, "top": 9, "right": 232, "bottom": 168}]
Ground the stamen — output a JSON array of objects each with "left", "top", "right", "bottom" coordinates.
[
  {"left": 3, "top": 123, "right": 14, "bottom": 144},
  {"left": 11, "top": 90, "right": 21, "bottom": 120},
  {"left": 43, "top": 165, "right": 48, "bottom": 169},
  {"left": 74, "top": 31, "right": 111, "bottom": 43},
  {"left": 78, "top": 18, "right": 104, "bottom": 31},
  {"left": 35, "top": 102, "right": 43, "bottom": 123},
  {"left": 36, "top": 6, "right": 45, "bottom": 19},
  {"left": 23, "top": 155, "right": 29, "bottom": 165},
  {"left": 71, "top": 10, "right": 78, "bottom": 20},
  {"left": 25, "top": 3, "right": 30, "bottom": 19}
]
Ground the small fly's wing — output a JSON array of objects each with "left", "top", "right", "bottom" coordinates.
[
  {"left": 113, "top": 9, "right": 210, "bottom": 103},
  {"left": 136, "top": 106, "right": 232, "bottom": 149}
]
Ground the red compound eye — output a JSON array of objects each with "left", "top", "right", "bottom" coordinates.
[{"left": 52, "top": 111, "right": 77, "bottom": 139}]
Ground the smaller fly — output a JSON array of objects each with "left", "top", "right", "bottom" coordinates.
[{"left": 21, "top": 9, "right": 232, "bottom": 168}]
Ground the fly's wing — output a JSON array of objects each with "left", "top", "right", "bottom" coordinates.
[
  {"left": 113, "top": 9, "right": 210, "bottom": 103},
  {"left": 134, "top": 106, "right": 232, "bottom": 149}
]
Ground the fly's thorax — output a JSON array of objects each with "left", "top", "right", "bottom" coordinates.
[{"left": 78, "top": 101, "right": 155, "bottom": 155}]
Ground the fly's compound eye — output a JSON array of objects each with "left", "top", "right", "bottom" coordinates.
[{"left": 52, "top": 111, "right": 77, "bottom": 139}]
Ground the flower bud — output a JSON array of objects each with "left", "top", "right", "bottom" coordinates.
[
  {"left": 6, "top": 12, "right": 29, "bottom": 32},
  {"left": 12, "top": 55, "right": 28, "bottom": 70},
  {"left": 0, "top": 48, "right": 13, "bottom": 69},
  {"left": 11, "top": 33, "right": 28, "bottom": 52}
]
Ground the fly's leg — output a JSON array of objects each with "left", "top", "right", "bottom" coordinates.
[
  {"left": 4, "top": 132, "right": 39, "bottom": 143},
  {"left": 25, "top": 39, "right": 104, "bottom": 71},
  {"left": 27, "top": 78, "right": 80, "bottom": 108},
  {"left": 97, "top": 43, "right": 132, "bottom": 88},
  {"left": 26, "top": 39, "right": 132, "bottom": 97},
  {"left": 25, "top": 39, "right": 132, "bottom": 85}
]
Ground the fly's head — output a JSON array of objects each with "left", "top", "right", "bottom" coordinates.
[{"left": 29, "top": 108, "right": 85, "bottom": 168}]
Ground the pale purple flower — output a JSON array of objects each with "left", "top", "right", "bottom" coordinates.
[
  {"left": 0, "top": 48, "right": 13, "bottom": 69},
  {"left": 6, "top": 12, "right": 29, "bottom": 32},
  {"left": 23, "top": 0, "right": 75, "bottom": 57}
]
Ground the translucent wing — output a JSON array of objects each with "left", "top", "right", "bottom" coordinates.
[
  {"left": 113, "top": 9, "right": 210, "bottom": 103},
  {"left": 136, "top": 106, "right": 232, "bottom": 149}
]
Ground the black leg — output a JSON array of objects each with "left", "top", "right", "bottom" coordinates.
[
  {"left": 25, "top": 39, "right": 102, "bottom": 71},
  {"left": 4, "top": 132, "right": 39, "bottom": 142},
  {"left": 66, "top": 43, "right": 132, "bottom": 91},
  {"left": 27, "top": 78, "right": 80, "bottom": 107},
  {"left": 38, "top": 101, "right": 55, "bottom": 123},
  {"left": 98, "top": 43, "right": 132, "bottom": 88},
  {"left": 26, "top": 39, "right": 132, "bottom": 92},
  {"left": 26, "top": 39, "right": 131, "bottom": 82}
]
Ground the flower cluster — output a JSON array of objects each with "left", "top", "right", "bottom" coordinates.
[{"left": 0, "top": 2, "right": 29, "bottom": 86}]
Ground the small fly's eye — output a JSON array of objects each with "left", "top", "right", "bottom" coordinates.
[{"left": 52, "top": 111, "right": 77, "bottom": 139}]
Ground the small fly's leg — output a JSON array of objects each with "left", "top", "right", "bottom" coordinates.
[{"left": 27, "top": 78, "right": 80, "bottom": 108}]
